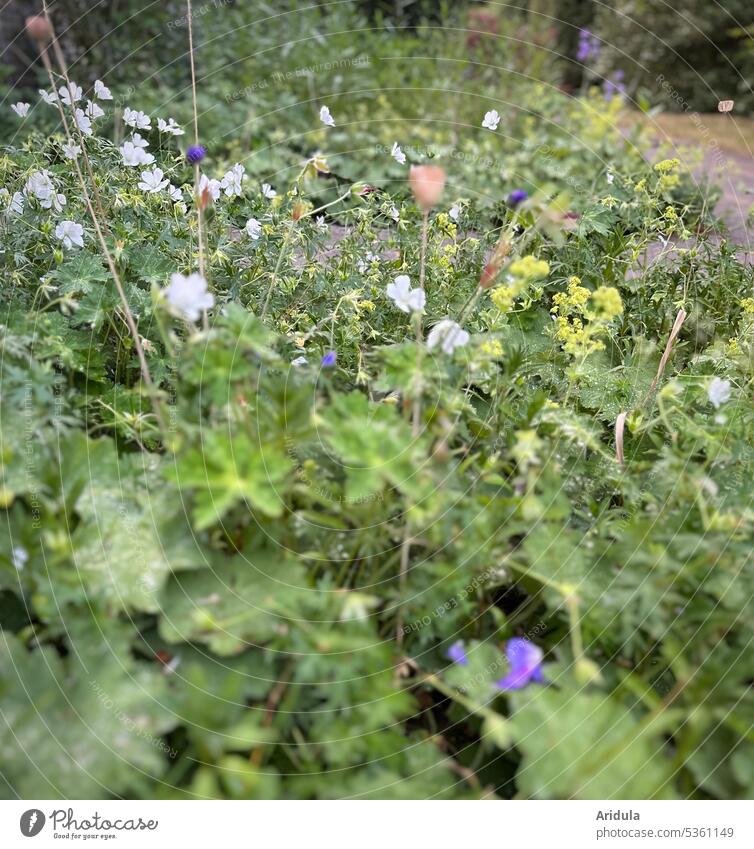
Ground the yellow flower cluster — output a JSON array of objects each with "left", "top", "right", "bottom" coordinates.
[
  {"left": 740, "top": 298, "right": 754, "bottom": 315},
  {"left": 591, "top": 286, "right": 623, "bottom": 319},
  {"left": 490, "top": 256, "right": 550, "bottom": 315},
  {"left": 654, "top": 158, "right": 680, "bottom": 174},
  {"left": 509, "top": 255, "right": 550, "bottom": 280},
  {"left": 479, "top": 339, "right": 503, "bottom": 358},
  {"left": 551, "top": 277, "right": 623, "bottom": 357}
]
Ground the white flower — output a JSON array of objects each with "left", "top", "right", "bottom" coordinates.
[
  {"left": 356, "top": 251, "right": 379, "bottom": 273},
  {"left": 449, "top": 204, "right": 460, "bottom": 221},
  {"left": 11, "top": 102, "right": 30, "bottom": 117},
  {"left": 138, "top": 167, "right": 169, "bottom": 193},
  {"left": 94, "top": 79, "right": 112, "bottom": 100},
  {"left": 39, "top": 89, "right": 58, "bottom": 105},
  {"left": 123, "top": 107, "right": 151, "bottom": 130},
  {"left": 198, "top": 174, "right": 221, "bottom": 202},
  {"left": 315, "top": 215, "right": 328, "bottom": 232},
  {"left": 386, "top": 274, "right": 426, "bottom": 314},
  {"left": 291, "top": 356, "right": 308, "bottom": 367},
  {"left": 164, "top": 272, "right": 214, "bottom": 321},
  {"left": 221, "top": 163, "right": 245, "bottom": 197},
  {"left": 12, "top": 546, "right": 28, "bottom": 570},
  {"left": 606, "top": 172, "right": 615, "bottom": 185},
  {"left": 388, "top": 205, "right": 399, "bottom": 222},
  {"left": 168, "top": 184, "right": 183, "bottom": 202},
  {"left": 73, "top": 108, "right": 93, "bottom": 136},
  {"left": 85, "top": 99, "right": 105, "bottom": 120},
  {"left": 245, "top": 218, "right": 262, "bottom": 239},
  {"left": 62, "top": 141, "right": 81, "bottom": 160},
  {"left": 55, "top": 220, "right": 84, "bottom": 249},
  {"left": 7, "top": 190, "right": 25, "bottom": 215},
  {"left": 24, "top": 170, "right": 66, "bottom": 211},
  {"left": 482, "top": 109, "right": 500, "bottom": 131},
  {"left": 157, "top": 117, "right": 184, "bottom": 135},
  {"left": 262, "top": 182, "right": 276, "bottom": 199},
  {"left": 120, "top": 141, "right": 154, "bottom": 167},
  {"left": 319, "top": 105, "right": 335, "bottom": 127},
  {"left": 58, "top": 82, "right": 83, "bottom": 106},
  {"left": 708, "top": 377, "right": 731, "bottom": 409},
  {"left": 427, "top": 319, "right": 470, "bottom": 354},
  {"left": 391, "top": 142, "right": 406, "bottom": 164},
  {"left": 131, "top": 132, "right": 149, "bottom": 148}
]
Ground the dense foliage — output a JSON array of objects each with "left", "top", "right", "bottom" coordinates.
[{"left": 1, "top": 4, "right": 753, "bottom": 800}]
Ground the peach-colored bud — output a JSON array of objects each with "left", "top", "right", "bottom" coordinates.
[
  {"left": 291, "top": 201, "right": 307, "bottom": 221},
  {"left": 25, "top": 15, "right": 52, "bottom": 43},
  {"left": 479, "top": 240, "right": 511, "bottom": 288},
  {"left": 718, "top": 100, "right": 734, "bottom": 113},
  {"left": 199, "top": 186, "right": 213, "bottom": 210},
  {"left": 409, "top": 165, "right": 446, "bottom": 212}
]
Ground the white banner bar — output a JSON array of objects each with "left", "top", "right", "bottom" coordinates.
[{"left": 2, "top": 800, "right": 753, "bottom": 848}]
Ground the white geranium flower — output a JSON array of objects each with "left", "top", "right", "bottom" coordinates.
[
  {"left": 245, "top": 218, "right": 262, "bottom": 239},
  {"left": 427, "top": 319, "right": 470, "bottom": 354},
  {"left": 386, "top": 274, "right": 426, "bottom": 314},
  {"left": 482, "top": 109, "right": 500, "bottom": 131},
  {"left": 708, "top": 377, "right": 731, "bottom": 409},
  {"left": 58, "top": 82, "right": 83, "bottom": 106},
  {"left": 262, "top": 183, "right": 276, "bottom": 199},
  {"left": 94, "top": 79, "right": 112, "bottom": 100},
  {"left": 391, "top": 142, "right": 406, "bottom": 164},
  {"left": 168, "top": 184, "right": 182, "bottom": 202},
  {"left": 39, "top": 89, "right": 58, "bottom": 105},
  {"left": 138, "top": 167, "right": 169, "bottom": 193},
  {"left": 319, "top": 105, "right": 335, "bottom": 127},
  {"left": 73, "top": 108, "right": 93, "bottom": 136},
  {"left": 85, "top": 99, "right": 105, "bottom": 120},
  {"left": 120, "top": 141, "right": 154, "bottom": 167},
  {"left": 131, "top": 132, "right": 149, "bottom": 148},
  {"left": 12, "top": 546, "right": 28, "bottom": 570},
  {"left": 291, "top": 356, "right": 308, "bottom": 367},
  {"left": 62, "top": 141, "right": 82, "bottom": 160},
  {"left": 388, "top": 205, "right": 399, "bottom": 222},
  {"left": 221, "top": 163, "right": 245, "bottom": 197},
  {"left": 198, "top": 174, "right": 221, "bottom": 202},
  {"left": 164, "top": 272, "right": 214, "bottom": 321},
  {"left": 24, "top": 170, "right": 66, "bottom": 211},
  {"left": 157, "top": 117, "right": 184, "bottom": 135},
  {"left": 449, "top": 204, "right": 460, "bottom": 221},
  {"left": 55, "top": 220, "right": 84, "bottom": 249},
  {"left": 7, "top": 190, "right": 25, "bottom": 215},
  {"left": 356, "top": 251, "right": 379, "bottom": 273},
  {"left": 11, "top": 102, "right": 30, "bottom": 117},
  {"left": 606, "top": 172, "right": 615, "bottom": 185},
  {"left": 315, "top": 215, "right": 328, "bottom": 232},
  {"left": 123, "top": 107, "right": 151, "bottom": 130}
]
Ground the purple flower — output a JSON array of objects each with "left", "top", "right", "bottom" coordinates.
[
  {"left": 577, "top": 28, "right": 600, "bottom": 63},
  {"left": 321, "top": 350, "right": 337, "bottom": 367},
  {"left": 507, "top": 189, "right": 528, "bottom": 207},
  {"left": 495, "top": 638, "right": 546, "bottom": 691},
  {"left": 186, "top": 145, "right": 206, "bottom": 164},
  {"left": 446, "top": 640, "right": 469, "bottom": 666},
  {"left": 603, "top": 70, "right": 626, "bottom": 102}
]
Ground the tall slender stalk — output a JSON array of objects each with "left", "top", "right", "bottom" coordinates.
[
  {"left": 186, "top": 0, "right": 208, "bottom": 330},
  {"left": 36, "top": 4, "right": 167, "bottom": 439}
]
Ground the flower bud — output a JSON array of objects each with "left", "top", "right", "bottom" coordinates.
[
  {"left": 718, "top": 100, "right": 734, "bottom": 113},
  {"left": 25, "top": 15, "right": 52, "bottom": 44},
  {"left": 409, "top": 165, "right": 446, "bottom": 211}
]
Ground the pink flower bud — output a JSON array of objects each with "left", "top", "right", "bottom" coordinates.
[
  {"left": 25, "top": 15, "right": 52, "bottom": 44},
  {"left": 409, "top": 165, "right": 446, "bottom": 212}
]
